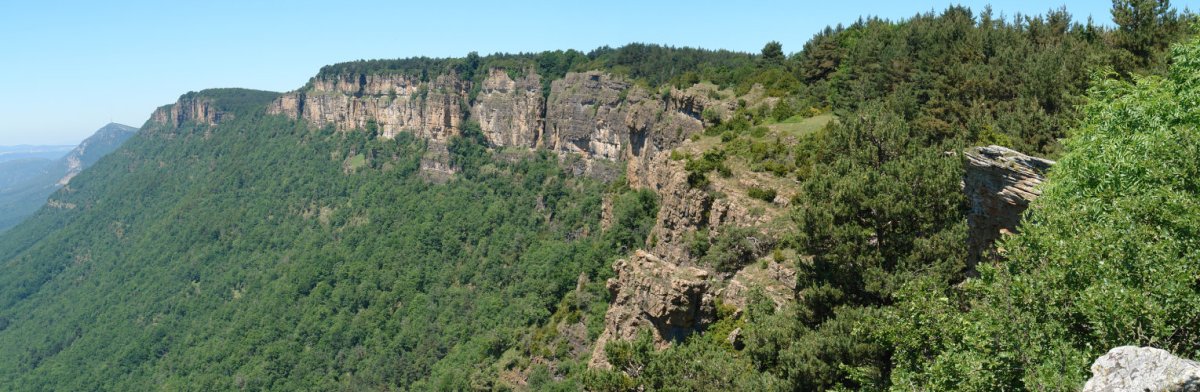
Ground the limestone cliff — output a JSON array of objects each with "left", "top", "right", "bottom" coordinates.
[
  {"left": 263, "top": 66, "right": 789, "bottom": 369},
  {"left": 151, "top": 95, "right": 225, "bottom": 127},
  {"left": 149, "top": 89, "right": 280, "bottom": 132},
  {"left": 268, "top": 73, "right": 466, "bottom": 144},
  {"left": 544, "top": 72, "right": 720, "bottom": 186},
  {"left": 268, "top": 68, "right": 719, "bottom": 180},
  {"left": 469, "top": 68, "right": 544, "bottom": 148},
  {"left": 963, "top": 145, "right": 1054, "bottom": 267}
]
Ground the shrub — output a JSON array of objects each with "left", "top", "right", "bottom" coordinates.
[{"left": 747, "top": 186, "right": 776, "bottom": 202}]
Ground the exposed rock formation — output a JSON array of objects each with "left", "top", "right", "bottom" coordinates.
[
  {"left": 151, "top": 95, "right": 225, "bottom": 127},
  {"left": 268, "top": 68, "right": 717, "bottom": 179},
  {"left": 544, "top": 72, "right": 709, "bottom": 186},
  {"left": 589, "top": 250, "right": 714, "bottom": 369},
  {"left": 963, "top": 145, "right": 1054, "bottom": 267},
  {"left": 645, "top": 158, "right": 714, "bottom": 264},
  {"left": 1083, "top": 346, "right": 1200, "bottom": 392},
  {"left": 641, "top": 153, "right": 779, "bottom": 265},
  {"left": 269, "top": 73, "right": 466, "bottom": 144},
  {"left": 720, "top": 260, "right": 797, "bottom": 310},
  {"left": 469, "top": 68, "right": 544, "bottom": 148}
]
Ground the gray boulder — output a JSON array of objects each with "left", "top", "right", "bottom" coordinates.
[{"left": 1083, "top": 346, "right": 1200, "bottom": 392}]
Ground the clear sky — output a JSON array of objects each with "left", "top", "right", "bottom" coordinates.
[{"left": 1, "top": 0, "right": 1195, "bottom": 145}]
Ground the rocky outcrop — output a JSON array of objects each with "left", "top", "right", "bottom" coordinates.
[
  {"left": 544, "top": 72, "right": 709, "bottom": 185},
  {"left": 1083, "top": 346, "right": 1200, "bottom": 392},
  {"left": 151, "top": 96, "right": 225, "bottom": 127},
  {"left": 268, "top": 69, "right": 717, "bottom": 179},
  {"left": 589, "top": 250, "right": 715, "bottom": 369},
  {"left": 469, "top": 68, "right": 544, "bottom": 148},
  {"left": 269, "top": 73, "right": 466, "bottom": 144},
  {"left": 720, "top": 260, "right": 797, "bottom": 310},
  {"left": 641, "top": 153, "right": 778, "bottom": 265},
  {"left": 645, "top": 158, "right": 714, "bottom": 263},
  {"left": 963, "top": 145, "right": 1054, "bottom": 267}
]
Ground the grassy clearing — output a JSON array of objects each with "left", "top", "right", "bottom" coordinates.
[{"left": 766, "top": 114, "right": 833, "bottom": 138}]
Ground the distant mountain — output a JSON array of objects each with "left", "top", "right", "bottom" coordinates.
[
  {"left": 0, "top": 145, "right": 74, "bottom": 163},
  {"left": 0, "top": 123, "right": 137, "bottom": 231}
]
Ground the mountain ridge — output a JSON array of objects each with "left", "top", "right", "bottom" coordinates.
[{"left": 0, "top": 123, "right": 137, "bottom": 232}]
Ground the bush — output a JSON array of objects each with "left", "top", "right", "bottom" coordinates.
[
  {"left": 888, "top": 36, "right": 1200, "bottom": 390},
  {"left": 771, "top": 101, "right": 795, "bottom": 121},
  {"left": 701, "top": 108, "right": 721, "bottom": 126},
  {"left": 701, "top": 226, "right": 767, "bottom": 273},
  {"left": 747, "top": 187, "right": 776, "bottom": 202},
  {"left": 684, "top": 149, "right": 728, "bottom": 188}
]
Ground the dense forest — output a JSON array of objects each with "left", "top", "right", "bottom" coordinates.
[
  {"left": 0, "top": 91, "right": 660, "bottom": 389},
  {"left": 577, "top": 2, "right": 1198, "bottom": 391},
  {"left": 0, "top": 1, "right": 1196, "bottom": 391}
]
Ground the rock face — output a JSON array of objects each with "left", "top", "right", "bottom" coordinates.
[
  {"left": 1084, "top": 346, "right": 1200, "bottom": 392},
  {"left": 268, "top": 68, "right": 715, "bottom": 179},
  {"left": 641, "top": 153, "right": 777, "bottom": 265},
  {"left": 269, "top": 73, "right": 466, "bottom": 144},
  {"left": 544, "top": 72, "right": 708, "bottom": 185},
  {"left": 469, "top": 68, "right": 544, "bottom": 148},
  {"left": 589, "top": 250, "right": 715, "bottom": 369},
  {"left": 645, "top": 158, "right": 714, "bottom": 264},
  {"left": 151, "top": 95, "right": 225, "bottom": 127},
  {"left": 962, "top": 145, "right": 1054, "bottom": 267}
]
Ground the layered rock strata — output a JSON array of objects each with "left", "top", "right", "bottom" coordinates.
[{"left": 962, "top": 145, "right": 1054, "bottom": 267}]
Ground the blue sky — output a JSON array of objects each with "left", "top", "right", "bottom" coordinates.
[{"left": 0, "top": 0, "right": 1195, "bottom": 145}]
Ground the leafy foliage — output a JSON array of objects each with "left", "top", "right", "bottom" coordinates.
[
  {"left": 630, "top": 3, "right": 1193, "bottom": 391},
  {"left": 1, "top": 3, "right": 1196, "bottom": 391},
  {"left": 887, "top": 35, "right": 1200, "bottom": 390}
]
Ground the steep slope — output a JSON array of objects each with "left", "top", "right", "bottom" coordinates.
[
  {"left": 268, "top": 67, "right": 716, "bottom": 183},
  {"left": 1, "top": 5, "right": 1187, "bottom": 389},
  {"left": 0, "top": 88, "right": 662, "bottom": 390},
  {"left": 55, "top": 123, "right": 139, "bottom": 185},
  {"left": 0, "top": 123, "right": 136, "bottom": 232}
]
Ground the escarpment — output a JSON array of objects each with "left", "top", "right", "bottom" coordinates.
[
  {"left": 267, "top": 68, "right": 718, "bottom": 181},
  {"left": 543, "top": 72, "right": 707, "bottom": 174},
  {"left": 150, "top": 89, "right": 282, "bottom": 131},
  {"left": 169, "top": 65, "right": 787, "bottom": 370},
  {"left": 268, "top": 73, "right": 466, "bottom": 144},
  {"left": 151, "top": 95, "right": 226, "bottom": 128},
  {"left": 469, "top": 68, "right": 544, "bottom": 148}
]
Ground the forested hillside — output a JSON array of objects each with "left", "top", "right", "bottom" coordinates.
[
  {"left": 0, "top": 123, "right": 137, "bottom": 232},
  {"left": 0, "top": 2, "right": 1194, "bottom": 391},
  {"left": 0, "top": 90, "right": 658, "bottom": 389}
]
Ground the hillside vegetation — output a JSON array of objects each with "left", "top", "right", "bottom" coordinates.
[{"left": 0, "top": 2, "right": 1194, "bottom": 391}]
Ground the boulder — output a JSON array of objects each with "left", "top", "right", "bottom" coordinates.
[{"left": 1083, "top": 346, "right": 1200, "bottom": 392}]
